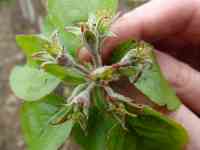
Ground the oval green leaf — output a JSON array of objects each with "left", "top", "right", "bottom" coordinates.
[
  {"left": 127, "top": 107, "right": 188, "bottom": 150},
  {"left": 10, "top": 66, "right": 60, "bottom": 101},
  {"left": 20, "top": 95, "right": 74, "bottom": 150}
]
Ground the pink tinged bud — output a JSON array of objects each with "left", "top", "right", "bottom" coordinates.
[
  {"left": 72, "top": 83, "right": 94, "bottom": 108},
  {"left": 73, "top": 91, "right": 90, "bottom": 108},
  {"left": 57, "top": 54, "right": 72, "bottom": 66}
]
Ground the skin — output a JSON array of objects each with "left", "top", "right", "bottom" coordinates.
[{"left": 78, "top": 0, "right": 200, "bottom": 149}]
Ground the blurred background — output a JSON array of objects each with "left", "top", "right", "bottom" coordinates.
[
  {"left": 0, "top": 0, "right": 200, "bottom": 149},
  {"left": 0, "top": 0, "right": 45, "bottom": 149}
]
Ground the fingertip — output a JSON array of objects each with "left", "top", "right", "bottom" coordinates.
[
  {"left": 169, "top": 105, "right": 200, "bottom": 150},
  {"left": 102, "top": 36, "right": 120, "bottom": 62}
]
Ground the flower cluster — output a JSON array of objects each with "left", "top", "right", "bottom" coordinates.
[{"left": 32, "top": 12, "right": 152, "bottom": 130}]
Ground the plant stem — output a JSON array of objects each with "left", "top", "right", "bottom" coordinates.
[
  {"left": 104, "top": 86, "right": 135, "bottom": 103},
  {"left": 95, "top": 35, "right": 103, "bottom": 66},
  {"left": 74, "top": 63, "right": 90, "bottom": 75},
  {"left": 130, "top": 63, "right": 146, "bottom": 83},
  {"left": 103, "top": 86, "right": 144, "bottom": 110}
]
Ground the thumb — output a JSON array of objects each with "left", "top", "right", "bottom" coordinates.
[
  {"left": 170, "top": 105, "right": 200, "bottom": 150},
  {"left": 156, "top": 50, "right": 200, "bottom": 114},
  {"left": 102, "top": 0, "right": 196, "bottom": 60}
]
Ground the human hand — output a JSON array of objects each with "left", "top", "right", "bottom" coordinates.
[{"left": 78, "top": 0, "right": 200, "bottom": 149}]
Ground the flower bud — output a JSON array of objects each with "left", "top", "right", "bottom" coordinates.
[
  {"left": 73, "top": 92, "right": 90, "bottom": 108},
  {"left": 89, "top": 66, "right": 116, "bottom": 81},
  {"left": 83, "top": 30, "right": 97, "bottom": 55},
  {"left": 72, "top": 83, "right": 94, "bottom": 108},
  {"left": 56, "top": 53, "right": 73, "bottom": 66}
]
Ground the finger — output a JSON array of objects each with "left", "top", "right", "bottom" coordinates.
[
  {"left": 156, "top": 50, "right": 200, "bottom": 114},
  {"left": 103, "top": 0, "right": 198, "bottom": 60},
  {"left": 169, "top": 105, "right": 200, "bottom": 150}
]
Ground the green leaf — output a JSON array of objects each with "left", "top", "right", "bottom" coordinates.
[
  {"left": 92, "top": 86, "right": 108, "bottom": 110},
  {"left": 45, "top": 65, "right": 86, "bottom": 85},
  {"left": 73, "top": 88, "right": 115, "bottom": 150},
  {"left": 47, "top": 0, "right": 118, "bottom": 28},
  {"left": 74, "top": 105, "right": 188, "bottom": 150},
  {"left": 16, "top": 35, "right": 49, "bottom": 57},
  {"left": 10, "top": 66, "right": 60, "bottom": 101},
  {"left": 16, "top": 33, "right": 63, "bottom": 58},
  {"left": 127, "top": 107, "right": 188, "bottom": 150},
  {"left": 44, "top": 0, "right": 118, "bottom": 55},
  {"left": 111, "top": 41, "right": 181, "bottom": 110},
  {"left": 16, "top": 34, "right": 50, "bottom": 66},
  {"left": 135, "top": 52, "right": 181, "bottom": 110},
  {"left": 73, "top": 108, "right": 116, "bottom": 150},
  {"left": 107, "top": 124, "right": 137, "bottom": 150},
  {"left": 20, "top": 95, "right": 74, "bottom": 150}
]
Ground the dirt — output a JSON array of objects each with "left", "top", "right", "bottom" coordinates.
[{"left": 0, "top": 1, "right": 40, "bottom": 150}]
